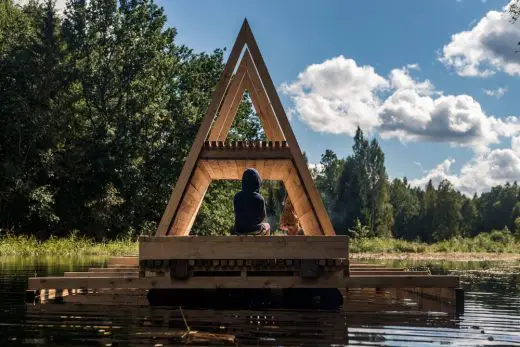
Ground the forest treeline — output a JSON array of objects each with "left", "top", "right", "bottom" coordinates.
[
  {"left": 1, "top": 0, "right": 519, "bottom": 242},
  {"left": 312, "top": 127, "right": 520, "bottom": 242}
]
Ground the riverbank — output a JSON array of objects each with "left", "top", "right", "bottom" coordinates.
[
  {"left": 351, "top": 252, "right": 520, "bottom": 261},
  {"left": 1, "top": 233, "right": 519, "bottom": 259},
  {"left": 0, "top": 234, "right": 137, "bottom": 256}
]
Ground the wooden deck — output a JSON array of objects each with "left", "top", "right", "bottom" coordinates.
[
  {"left": 26, "top": 236, "right": 463, "bottom": 313},
  {"left": 28, "top": 254, "right": 459, "bottom": 291}
]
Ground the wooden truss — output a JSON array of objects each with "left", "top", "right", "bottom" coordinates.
[{"left": 156, "top": 19, "right": 335, "bottom": 236}]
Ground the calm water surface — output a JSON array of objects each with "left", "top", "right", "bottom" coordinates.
[{"left": 1, "top": 257, "right": 519, "bottom": 346}]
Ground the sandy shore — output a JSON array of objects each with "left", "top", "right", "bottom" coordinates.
[{"left": 351, "top": 252, "right": 520, "bottom": 262}]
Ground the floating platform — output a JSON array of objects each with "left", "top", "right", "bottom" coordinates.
[{"left": 26, "top": 236, "right": 463, "bottom": 313}]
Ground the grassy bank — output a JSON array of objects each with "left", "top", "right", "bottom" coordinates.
[
  {"left": 350, "top": 231, "right": 520, "bottom": 254},
  {"left": 0, "top": 233, "right": 138, "bottom": 256},
  {"left": 1, "top": 230, "right": 519, "bottom": 258}
]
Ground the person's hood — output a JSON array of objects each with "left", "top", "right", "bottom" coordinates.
[{"left": 241, "top": 168, "right": 262, "bottom": 193}]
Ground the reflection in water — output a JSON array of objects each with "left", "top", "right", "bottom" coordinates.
[{"left": 1, "top": 257, "right": 519, "bottom": 346}]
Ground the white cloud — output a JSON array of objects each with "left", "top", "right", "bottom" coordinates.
[
  {"left": 280, "top": 56, "right": 388, "bottom": 136},
  {"left": 410, "top": 145, "right": 520, "bottom": 195},
  {"left": 439, "top": 1, "right": 520, "bottom": 77},
  {"left": 282, "top": 58, "right": 519, "bottom": 151},
  {"left": 410, "top": 158, "right": 459, "bottom": 189},
  {"left": 283, "top": 55, "right": 520, "bottom": 195},
  {"left": 483, "top": 86, "right": 508, "bottom": 98}
]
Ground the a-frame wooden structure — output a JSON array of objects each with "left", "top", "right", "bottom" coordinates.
[
  {"left": 156, "top": 19, "right": 335, "bottom": 237},
  {"left": 26, "top": 21, "right": 462, "bottom": 309}
]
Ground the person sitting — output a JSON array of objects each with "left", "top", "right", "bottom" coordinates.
[{"left": 232, "top": 168, "right": 270, "bottom": 235}]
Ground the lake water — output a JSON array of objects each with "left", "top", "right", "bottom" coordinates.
[{"left": 1, "top": 257, "right": 519, "bottom": 346}]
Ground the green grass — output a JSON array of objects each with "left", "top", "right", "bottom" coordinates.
[
  {"left": 1, "top": 229, "right": 519, "bottom": 256},
  {"left": 0, "top": 233, "right": 138, "bottom": 256},
  {"left": 350, "top": 230, "right": 520, "bottom": 254}
]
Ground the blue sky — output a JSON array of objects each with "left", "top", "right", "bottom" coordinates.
[{"left": 157, "top": 0, "right": 520, "bottom": 195}]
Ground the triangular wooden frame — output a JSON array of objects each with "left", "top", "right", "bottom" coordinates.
[
  {"left": 156, "top": 19, "right": 335, "bottom": 236},
  {"left": 208, "top": 49, "right": 285, "bottom": 142}
]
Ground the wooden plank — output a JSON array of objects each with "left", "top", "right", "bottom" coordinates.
[
  {"left": 108, "top": 257, "right": 138, "bottom": 266},
  {"left": 279, "top": 161, "right": 294, "bottom": 182},
  {"left": 197, "top": 160, "right": 213, "bottom": 184},
  {"left": 283, "top": 172, "right": 321, "bottom": 235},
  {"left": 236, "top": 159, "right": 246, "bottom": 180},
  {"left": 107, "top": 264, "right": 139, "bottom": 268},
  {"left": 243, "top": 73, "right": 276, "bottom": 140},
  {"left": 205, "top": 159, "right": 291, "bottom": 180},
  {"left": 28, "top": 274, "right": 459, "bottom": 290},
  {"left": 270, "top": 159, "right": 291, "bottom": 181},
  {"left": 199, "top": 147, "right": 291, "bottom": 160},
  {"left": 243, "top": 50, "right": 285, "bottom": 141},
  {"left": 139, "top": 236, "right": 348, "bottom": 260},
  {"left": 64, "top": 272, "right": 139, "bottom": 278},
  {"left": 190, "top": 166, "right": 211, "bottom": 194},
  {"left": 169, "top": 164, "right": 212, "bottom": 235},
  {"left": 216, "top": 158, "right": 231, "bottom": 180},
  {"left": 198, "top": 159, "right": 215, "bottom": 180},
  {"left": 206, "top": 159, "right": 222, "bottom": 179},
  {"left": 350, "top": 268, "right": 407, "bottom": 272},
  {"left": 298, "top": 211, "right": 321, "bottom": 236},
  {"left": 156, "top": 20, "right": 248, "bottom": 236},
  {"left": 233, "top": 159, "right": 241, "bottom": 181},
  {"left": 350, "top": 263, "right": 385, "bottom": 268},
  {"left": 217, "top": 77, "right": 248, "bottom": 141},
  {"left": 88, "top": 268, "right": 138, "bottom": 272},
  {"left": 351, "top": 271, "right": 430, "bottom": 276},
  {"left": 242, "top": 20, "right": 335, "bottom": 236},
  {"left": 208, "top": 59, "right": 247, "bottom": 141},
  {"left": 262, "top": 159, "right": 274, "bottom": 180}
]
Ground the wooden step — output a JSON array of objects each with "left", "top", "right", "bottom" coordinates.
[
  {"left": 27, "top": 274, "right": 460, "bottom": 290},
  {"left": 64, "top": 272, "right": 139, "bottom": 278}
]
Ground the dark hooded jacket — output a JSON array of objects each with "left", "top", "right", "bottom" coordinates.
[{"left": 233, "top": 168, "right": 266, "bottom": 234}]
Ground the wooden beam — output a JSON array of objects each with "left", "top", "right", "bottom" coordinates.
[
  {"left": 243, "top": 77, "right": 276, "bottom": 140},
  {"left": 208, "top": 59, "right": 248, "bottom": 141},
  {"left": 242, "top": 50, "right": 285, "bottom": 141},
  {"left": 169, "top": 165, "right": 211, "bottom": 235},
  {"left": 28, "top": 274, "right": 459, "bottom": 290},
  {"left": 156, "top": 20, "right": 248, "bottom": 236},
  {"left": 351, "top": 271, "right": 430, "bottom": 276},
  {"left": 200, "top": 147, "right": 291, "bottom": 160},
  {"left": 64, "top": 272, "right": 139, "bottom": 278},
  {"left": 201, "top": 159, "right": 292, "bottom": 180},
  {"left": 350, "top": 267, "right": 407, "bottom": 272},
  {"left": 242, "top": 20, "right": 335, "bottom": 236},
  {"left": 107, "top": 257, "right": 139, "bottom": 266},
  {"left": 88, "top": 268, "right": 138, "bottom": 272},
  {"left": 139, "top": 236, "right": 348, "bottom": 260},
  {"left": 283, "top": 173, "right": 321, "bottom": 235}
]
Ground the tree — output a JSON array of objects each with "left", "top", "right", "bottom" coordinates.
[
  {"left": 0, "top": 0, "right": 259, "bottom": 238},
  {"left": 432, "top": 180, "right": 462, "bottom": 241},
  {"left": 514, "top": 217, "right": 520, "bottom": 240},
  {"left": 419, "top": 180, "right": 437, "bottom": 242},
  {"left": 0, "top": 0, "right": 66, "bottom": 234},
  {"left": 510, "top": 0, "right": 519, "bottom": 22},
  {"left": 333, "top": 157, "right": 362, "bottom": 234},
  {"left": 390, "top": 178, "right": 420, "bottom": 240},
  {"left": 314, "top": 149, "right": 343, "bottom": 214},
  {"left": 460, "top": 198, "right": 478, "bottom": 237}
]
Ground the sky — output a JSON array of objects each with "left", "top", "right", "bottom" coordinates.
[{"left": 53, "top": 0, "right": 520, "bottom": 195}]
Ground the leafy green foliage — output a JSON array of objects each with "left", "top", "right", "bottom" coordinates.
[
  {"left": 0, "top": 0, "right": 258, "bottom": 239},
  {"left": 327, "top": 127, "right": 393, "bottom": 237},
  {"left": 510, "top": 0, "right": 519, "bottom": 22},
  {"left": 1, "top": 1, "right": 520, "bottom": 248}
]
